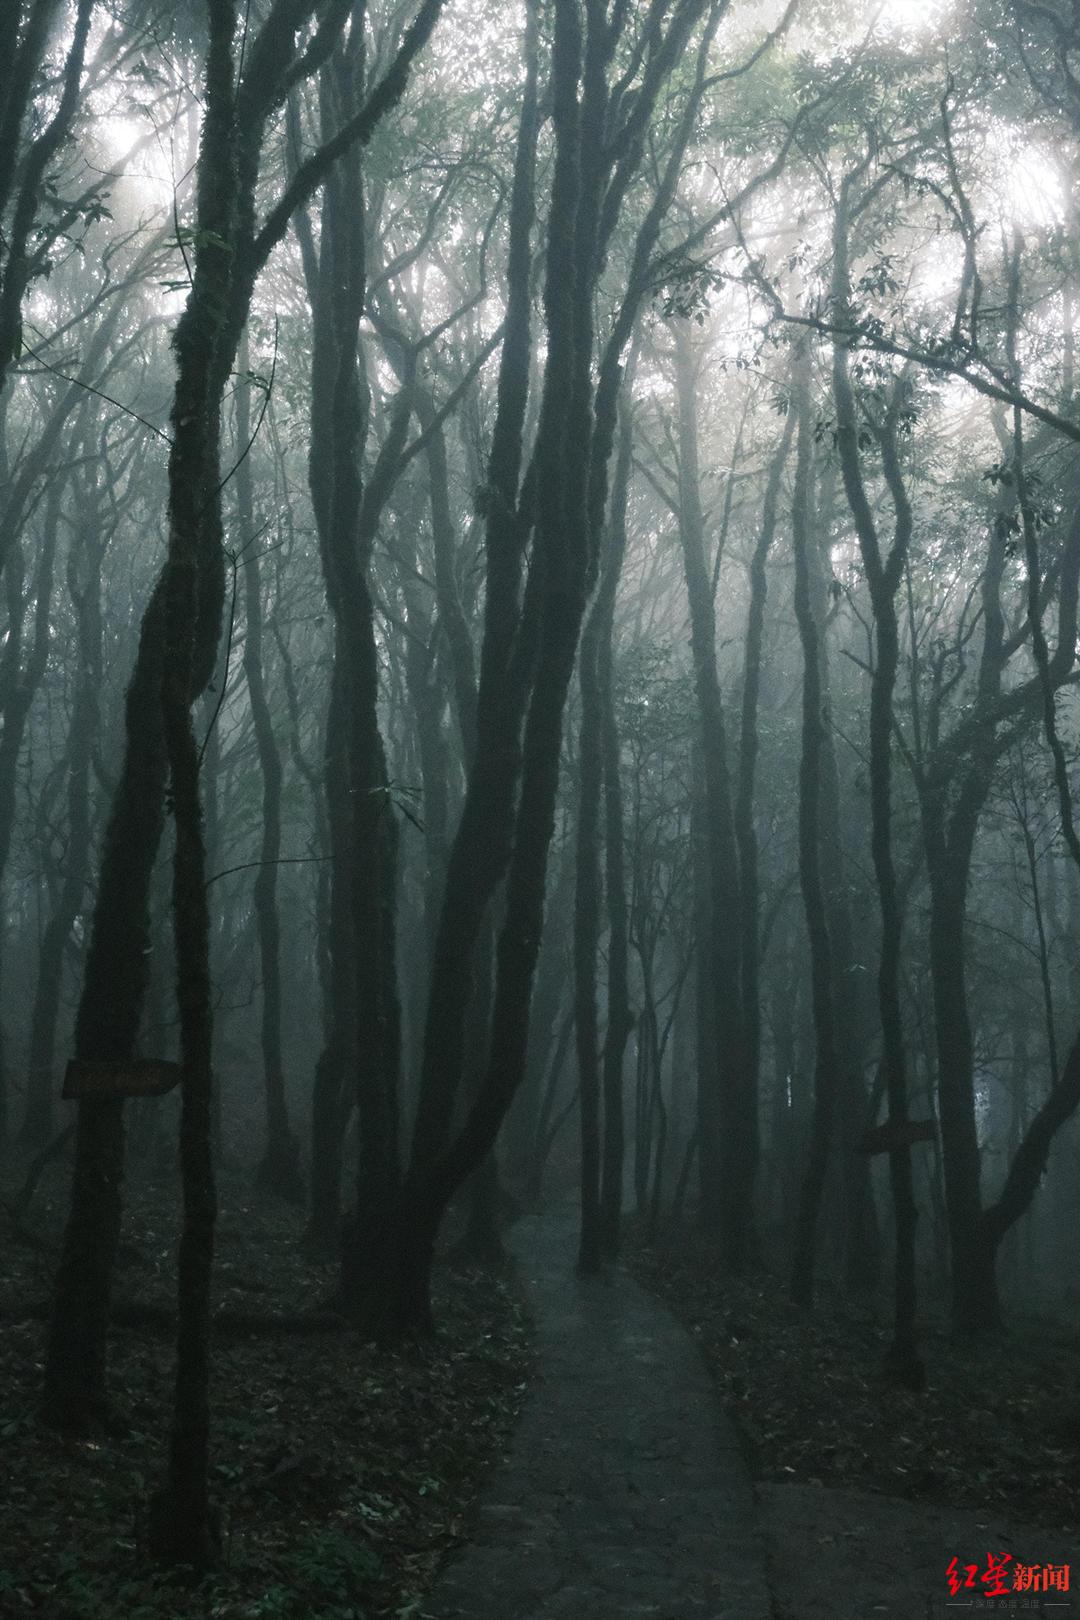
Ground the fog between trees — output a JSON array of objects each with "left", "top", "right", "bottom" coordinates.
[{"left": 3, "top": 0, "right": 1080, "bottom": 1570}]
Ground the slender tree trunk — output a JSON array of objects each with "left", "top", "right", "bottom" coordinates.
[
  {"left": 458, "top": 918, "right": 505, "bottom": 1265},
  {"left": 297, "top": 46, "right": 404, "bottom": 1318},
  {"left": 917, "top": 504, "right": 1009, "bottom": 1334},
  {"left": 672, "top": 319, "right": 752, "bottom": 1267},
  {"left": 402, "top": 5, "right": 542, "bottom": 1194},
  {"left": 390, "top": 0, "right": 716, "bottom": 1330},
  {"left": 401, "top": 577, "right": 450, "bottom": 1024},
  {"left": 0, "top": 481, "right": 61, "bottom": 1139},
  {"left": 599, "top": 397, "right": 635, "bottom": 1258},
  {"left": 528, "top": 1000, "right": 575, "bottom": 1200},
  {"left": 307, "top": 661, "right": 355, "bottom": 1251},
  {"left": 43, "top": 581, "right": 169, "bottom": 1429},
  {"left": 46, "top": 0, "right": 446, "bottom": 1427},
  {"left": 734, "top": 395, "right": 794, "bottom": 1263},
  {"left": 690, "top": 742, "right": 718, "bottom": 1227},
  {"left": 924, "top": 793, "right": 1000, "bottom": 1329},
  {"left": 237, "top": 352, "right": 303, "bottom": 1204},
  {"left": 139, "top": 0, "right": 256, "bottom": 1550},
  {"left": 506, "top": 846, "right": 572, "bottom": 1193},
  {"left": 790, "top": 345, "right": 839, "bottom": 1310},
  {"left": 21, "top": 491, "right": 105, "bottom": 1148},
  {"left": 574, "top": 568, "right": 606, "bottom": 1274},
  {"left": 830, "top": 186, "right": 922, "bottom": 1374},
  {"left": 150, "top": 520, "right": 218, "bottom": 1567}
]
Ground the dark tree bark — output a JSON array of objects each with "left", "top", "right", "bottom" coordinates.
[
  {"left": 672, "top": 318, "right": 751, "bottom": 1264},
  {"left": 43, "top": 576, "right": 169, "bottom": 1429},
  {"left": 297, "top": 42, "right": 406, "bottom": 1318},
  {"left": 911, "top": 484, "right": 1080, "bottom": 1328},
  {"left": 399, "top": 570, "right": 451, "bottom": 1026},
  {"left": 573, "top": 549, "right": 607, "bottom": 1275},
  {"left": 733, "top": 385, "right": 795, "bottom": 1260},
  {"left": 138, "top": 0, "right": 245, "bottom": 1557},
  {"left": 0, "top": 474, "right": 60, "bottom": 1141},
  {"left": 389, "top": 0, "right": 720, "bottom": 1332},
  {"left": 21, "top": 441, "right": 109, "bottom": 1148},
  {"left": 576, "top": 371, "right": 635, "bottom": 1270},
  {"left": 690, "top": 740, "right": 718, "bottom": 1223},
  {"left": 831, "top": 173, "right": 921, "bottom": 1382},
  {"left": 0, "top": 0, "right": 95, "bottom": 401},
  {"left": 789, "top": 342, "right": 840, "bottom": 1310},
  {"left": 966, "top": 281, "right": 1080, "bottom": 1297},
  {"left": 599, "top": 395, "right": 635, "bottom": 1258},
  {"left": 573, "top": 370, "right": 641, "bottom": 1276},
  {"left": 236, "top": 352, "right": 304, "bottom": 1205},
  {"left": 307, "top": 659, "right": 356, "bottom": 1252},
  {"left": 402, "top": 0, "right": 543, "bottom": 1207},
  {"left": 45, "top": 0, "right": 448, "bottom": 1435},
  {"left": 367, "top": 298, "right": 509, "bottom": 1262},
  {"left": 506, "top": 842, "right": 573, "bottom": 1196}
]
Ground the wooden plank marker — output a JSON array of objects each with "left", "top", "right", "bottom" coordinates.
[
  {"left": 858, "top": 1118, "right": 937, "bottom": 1154},
  {"left": 63, "top": 1058, "right": 182, "bottom": 1100}
]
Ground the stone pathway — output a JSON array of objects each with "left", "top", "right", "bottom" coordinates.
[{"left": 425, "top": 1211, "right": 774, "bottom": 1620}]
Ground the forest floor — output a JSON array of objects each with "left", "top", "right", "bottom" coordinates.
[
  {"left": 0, "top": 1155, "right": 531, "bottom": 1620},
  {"left": 628, "top": 1225, "right": 1080, "bottom": 1618},
  {"left": 5, "top": 1164, "right": 1078, "bottom": 1620}
]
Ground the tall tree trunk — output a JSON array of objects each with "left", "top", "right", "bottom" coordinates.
[
  {"left": 44, "top": 611, "right": 171, "bottom": 1432},
  {"left": 21, "top": 473, "right": 106, "bottom": 1148},
  {"left": 918, "top": 510, "right": 1010, "bottom": 1334},
  {"left": 307, "top": 660, "right": 356, "bottom": 1251},
  {"left": 505, "top": 844, "right": 572, "bottom": 1195},
  {"left": 924, "top": 803, "right": 999, "bottom": 1329},
  {"left": 458, "top": 917, "right": 505, "bottom": 1265},
  {"left": 150, "top": 459, "right": 219, "bottom": 1568},
  {"left": 237, "top": 352, "right": 304, "bottom": 1204},
  {"left": 45, "top": 0, "right": 447, "bottom": 1429},
  {"left": 297, "top": 44, "right": 404, "bottom": 1317},
  {"left": 0, "top": 482, "right": 61, "bottom": 1143},
  {"left": 690, "top": 741, "right": 718, "bottom": 1227},
  {"left": 390, "top": 0, "right": 717, "bottom": 1331},
  {"left": 403, "top": 3, "right": 542, "bottom": 1196},
  {"left": 573, "top": 557, "right": 606, "bottom": 1274},
  {"left": 672, "top": 319, "right": 751, "bottom": 1266},
  {"left": 790, "top": 344, "right": 839, "bottom": 1310},
  {"left": 831, "top": 176, "right": 922, "bottom": 1379},
  {"left": 599, "top": 396, "right": 635, "bottom": 1258},
  {"left": 733, "top": 390, "right": 795, "bottom": 1262}
]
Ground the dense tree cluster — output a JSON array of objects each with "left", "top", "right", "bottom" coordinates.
[{"left": 3, "top": 0, "right": 1080, "bottom": 1567}]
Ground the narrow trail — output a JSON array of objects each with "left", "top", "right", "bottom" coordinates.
[{"left": 426, "top": 1209, "right": 774, "bottom": 1619}]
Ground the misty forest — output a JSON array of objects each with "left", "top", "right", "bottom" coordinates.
[{"left": 3, "top": 0, "right": 1080, "bottom": 1613}]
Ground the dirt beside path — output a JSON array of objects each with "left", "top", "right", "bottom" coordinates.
[{"left": 762, "top": 1480, "right": 1073, "bottom": 1619}]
